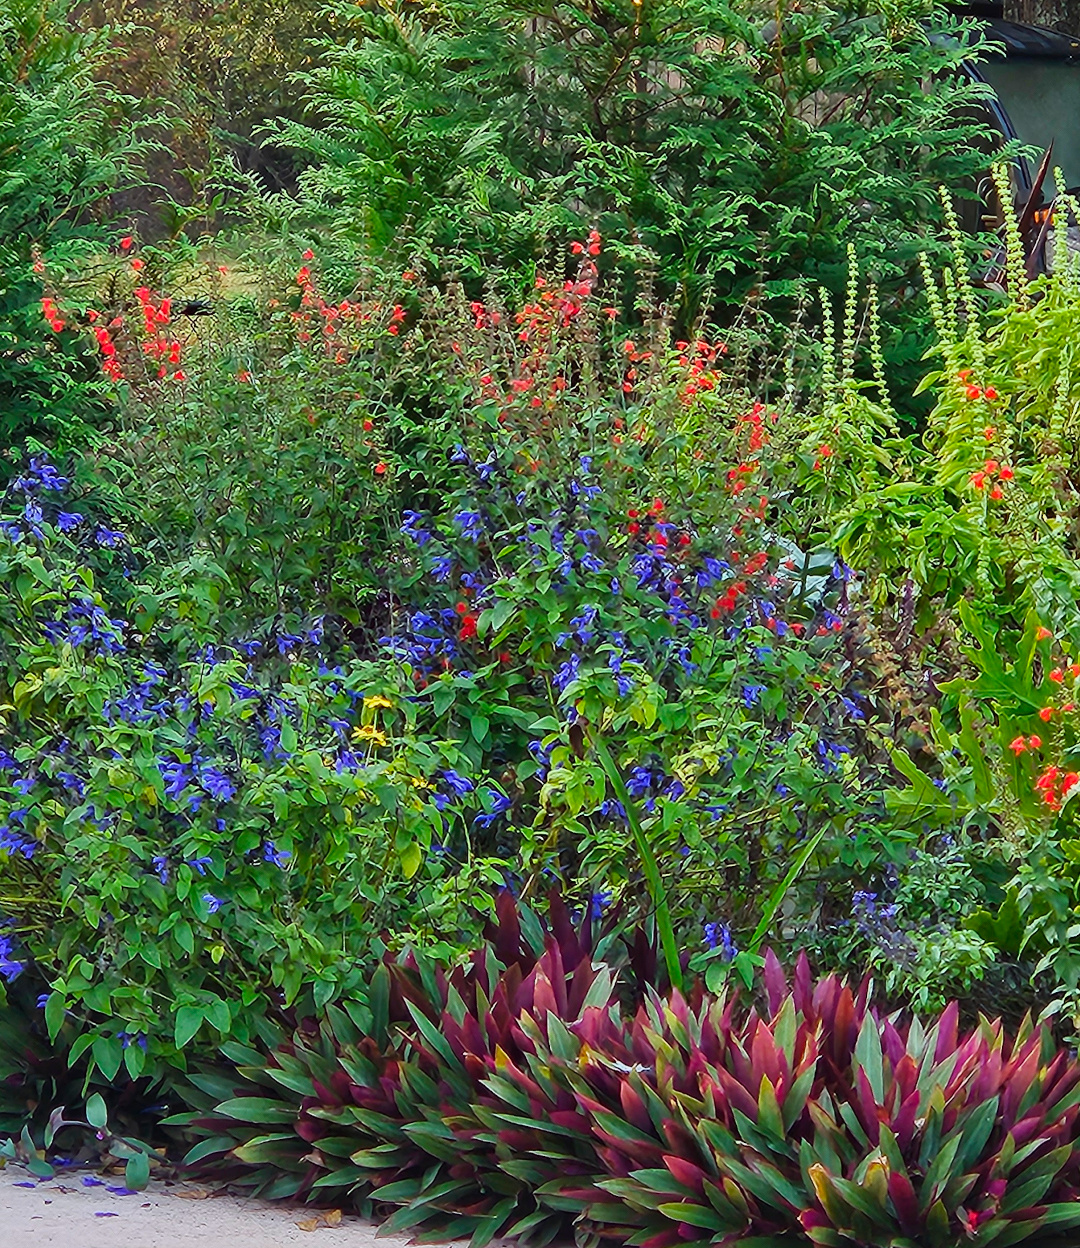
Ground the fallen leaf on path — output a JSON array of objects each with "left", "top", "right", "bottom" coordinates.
[
  {"left": 296, "top": 1217, "right": 322, "bottom": 1231},
  {"left": 174, "top": 1187, "right": 212, "bottom": 1199}
]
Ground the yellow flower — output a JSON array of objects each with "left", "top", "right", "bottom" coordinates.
[
  {"left": 363, "top": 694, "right": 393, "bottom": 710},
  {"left": 352, "top": 724, "right": 387, "bottom": 746}
]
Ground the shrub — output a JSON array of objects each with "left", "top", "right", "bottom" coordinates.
[
  {"left": 178, "top": 929, "right": 1080, "bottom": 1247},
  {"left": 275, "top": 0, "right": 999, "bottom": 356}
]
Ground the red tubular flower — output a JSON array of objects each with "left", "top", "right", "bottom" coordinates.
[
  {"left": 1050, "top": 669, "right": 1065, "bottom": 683},
  {"left": 1009, "top": 736, "right": 1027, "bottom": 755},
  {"left": 999, "top": 465, "right": 1014, "bottom": 481},
  {"left": 1037, "top": 627, "right": 1053, "bottom": 640},
  {"left": 984, "top": 386, "right": 998, "bottom": 400},
  {"left": 1039, "top": 707, "right": 1055, "bottom": 722}
]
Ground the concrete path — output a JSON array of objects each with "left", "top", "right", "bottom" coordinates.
[{"left": 0, "top": 1167, "right": 407, "bottom": 1246}]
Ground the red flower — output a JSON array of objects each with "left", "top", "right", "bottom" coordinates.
[
  {"left": 1009, "top": 736, "right": 1027, "bottom": 755},
  {"left": 1050, "top": 669, "right": 1064, "bottom": 683},
  {"left": 302, "top": 248, "right": 314, "bottom": 260},
  {"left": 374, "top": 461, "right": 387, "bottom": 475},
  {"left": 1037, "top": 626, "right": 1053, "bottom": 640},
  {"left": 999, "top": 465, "right": 1014, "bottom": 480},
  {"left": 984, "top": 386, "right": 998, "bottom": 400},
  {"left": 1039, "top": 706, "right": 1054, "bottom": 722},
  {"left": 965, "top": 384, "right": 981, "bottom": 400},
  {"left": 130, "top": 258, "right": 144, "bottom": 272},
  {"left": 459, "top": 614, "right": 477, "bottom": 640},
  {"left": 1028, "top": 734, "right": 1042, "bottom": 748},
  {"left": 120, "top": 236, "right": 133, "bottom": 251}
]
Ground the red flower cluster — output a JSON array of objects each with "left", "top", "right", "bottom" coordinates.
[
  {"left": 959, "top": 369, "right": 998, "bottom": 402},
  {"left": 40, "top": 295, "right": 64, "bottom": 334},
  {"left": 134, "top": 287, "right": 184, "bottom": 381},
  {"left": 970, "top": 459, "right": 1013, "bottom": 499},
  {"left": 677, "top": 338, "right": 726, "bottom": 401},
  {"left": 1035, "top": 766, "right": 1080, "bottom": 811}
]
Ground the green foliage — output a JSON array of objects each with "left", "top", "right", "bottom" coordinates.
[
  {"left": 0, "top": 0, "right": 152, "bottom": 448},
  {"left": 277, "top": 0, "right": 998, "bottom": 335}
]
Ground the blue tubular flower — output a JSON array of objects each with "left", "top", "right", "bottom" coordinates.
[
  {"left": 742, "top": 684, "right": 766, "bottom": 708},
  {"left": 94, "top": 525, "right": 124, "bottom": 548},
  {"left": 158, "top": 758, "right": 193, "bottom": 801},
  {"left": 200, "top": 766, "right": 236, "bottom": 803},
  {"left": 454, "top": 510, "right": 484, "bottom": 543},
  {"left": 474, "top": 789, "right": 512, "bottom": 828},
  {"left": 0, "top": 921, "right": 24, "bottom": 981},
  {"left": 704, "top": 921, "right": 737, "bottom": 961},
  {"left": 589, "top": 890, "right": 612, "bottom": 920},
  {"left": 431, "top": 556, "right": 452, "bottom": 582},
  {"left": 441, "top": 769, "right": 474, "bottom": 798},
  {"left": 262, "top": 840, "right": 291, "bottom": 867},
  {"left": 56, "top": 772, "right": 86, "bottom": 798},
  {"left": 840, "top": 694, "right": 865, "bottom": 720},
  {"left": 528, "top": 740, "right": 554, "bottom": 780},
  {"left": 202, "top": 893, "right": 224, "bottom": 914},
  {"left": 151, "top": 855, "right": 169, "bottom": 884},
  {"left": 187, "top": 856, "right": 212, "bottom": 876},
  {"left": 400, "top": 510, "right": 432, "bottom": 546},
  {"left": 552, "top": 652, "right": 580, "bottom": 693},
  {"left": 1, "top": 818, "right": 39, "bottom": 860},
  {"left": 56, "top": 511, "right": 83, "bottom": 532},
  {"left": 626, "top": 764, "right": 659, "bottom": 798}
]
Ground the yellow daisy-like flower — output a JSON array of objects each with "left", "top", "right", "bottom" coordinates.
[
  {"left": 363, "top": 694, "right": 393, "bottom": 710},
  {"left": 352, "top": 724, "right": 388, "bottom": 746}
]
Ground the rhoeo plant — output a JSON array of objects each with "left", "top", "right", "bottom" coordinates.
[{"left": 178, "top": 915, "right": 1080, "bottom": 1248}]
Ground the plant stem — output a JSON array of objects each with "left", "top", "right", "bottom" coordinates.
[{"left": 591, "top": 732, "right": 682, "bottom": 993}]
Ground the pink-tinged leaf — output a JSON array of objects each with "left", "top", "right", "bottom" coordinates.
[
  {"left": 888, "top": 1170, "right": 919, "bottom": 1235},
  {"left": 617, "top": 1080, "right": 653, "bottom": 1134},
  {"left": 794, "top": 952, "right": 813, "bottom": 1015},
  {"left": 750, "top": 1021, "right": 782, "bottom": 1089},
  {"left": 854, "top": 1065, "right": 882, "bottom": 1145},
  {"left": 763, "top": 949, "right": 787, "bottom": 1016},
  {"left": 892, "top": 1089, "right": 920, "bottom": 1151},
  {"left": 663, "top": 1154, "right": 707, "bottom": 1196},
  {"left": 934, "top": 1002, "right": 959, "bottom": 1064},
  {"left": 1002, "top": 1043, "right": 1041, "bottom": 1124}
]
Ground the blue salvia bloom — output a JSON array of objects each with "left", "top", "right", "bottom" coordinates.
[
  {"left": 454, "top": 510, "right": 484, "bottom": 542},
  {"left": 742, "top": 684, "right": 766, "bottom": 708},
  {"left": 56, "top": 511, "right": 83, "bottom": 531},
  {"left": 94, "top": 525, "right": 124, "bottom": 548},
  {"left": 151, "top": 856, "right": 169, "bottom": 884},
  {"left": 474, "top": 789, "right": 512, "bottom": 828},
  {"left": 589, "top": 890, "right": 612, "bottom": 920},
  {"left": 200, "top": 766, "right": 236, "bottom": 802},
  {"left": 262, "top": 841, "right": 291, "bottom": 867},
  {"left": 704, "top": 921, "right": 737, "bottom": 961},
  {"left": 441, "top": 769, "right": 474, "bottom": 797},
  {"left": 187, "top": 856, "right": 212, "bottom": 876},
  {"left": 202, "top": 893, "right": 224, "bottom": 914}
]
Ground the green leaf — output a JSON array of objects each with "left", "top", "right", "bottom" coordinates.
[
  {"left": 174, "top": 1005, "right": 204, "bottom": 1049},
  {"left": 85, "top": 1093, "right": 107, "bottom": 1130},
  {"left": 125, "top": 1150, "right": 151, "bottom": 1191}
]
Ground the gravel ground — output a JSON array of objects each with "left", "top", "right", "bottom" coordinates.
[{"left": 0, "top": 1167, "right": 408, "bottom": 1246}]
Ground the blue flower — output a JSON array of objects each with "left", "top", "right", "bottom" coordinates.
[
  {"left": 588, "top": 890, "right": 611, "bottom": 921},
  {"left": 263, "top": 840, "right": 291, "bottom": 867},
  {"left": 55, "top": 510, "right": 83, "bottom": 532},
  {"left": 840, "top": 695, "right": 865, "bottom": 720},
  {"left": 151, "top": 855, "right": 169, "bottom": 884},
  {"left": 703, "top": 922, "right": 737, "bottom": 961},
  {"left": 474, "top": 789, "right": 512, "bottom": 829},
  {"left": 454, "top": 510, "right": 484, "bottom": 543},
  {"left": 431, "top": 556, "right": 452, "bottom": 582},
  {"left": 552, "top": 652, "right": 580, "bottom": 693},
  {"left": 94, "top": 525, "right": 124, "bottom": 548},
  {"left": 187, "top": 856, "right": 212, "bottom": 876},
  {"left": 202, "top": 893, "right": 224, "bottom": 914},
  {"left": 742, "top": 684, "right": 766, "bottom": 708},
  {"left": 441, "top": 769, "right": 474, "bottom": 797},
  {"left": 200, "top": 766, "right": 236, "bottom": 803}
]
